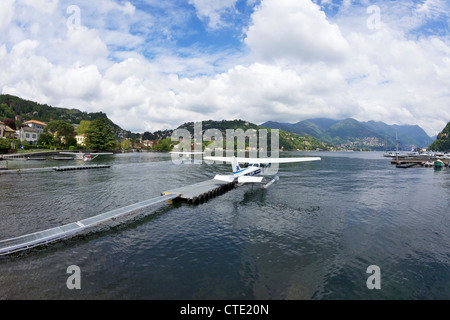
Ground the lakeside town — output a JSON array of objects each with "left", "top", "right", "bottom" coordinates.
[
  {"left": 0, "top": 117, "right": 167, "bottom": 154},
  {"left": 1, "top": 116, "right": 449, "bottom": 156}
]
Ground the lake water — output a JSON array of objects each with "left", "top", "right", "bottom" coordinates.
[{"left": 0, "top": 151, "right": 449, "bottom": 300}]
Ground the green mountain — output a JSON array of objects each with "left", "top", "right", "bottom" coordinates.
[
  {"left": 173, "top": 120, "right": 332, "bottom": 151},
  {"left": 429, "top": 122, "right": 450, "bottom": 151},
  {"left": 0, "top": 94, "right": 124, "bottom": 134},
  {"left": 261, "top": 118, "right": 433, "bottom": 150}
]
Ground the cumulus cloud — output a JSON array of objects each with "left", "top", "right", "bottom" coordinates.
[
  {"left": 245, "top": 0, "right": 351, "bottom": 64},
  {"left": 0, "top": 0, "right": 15, "bottom": 37},
  {"left": 188, "top": 0, "right": 239, "bottom": 29},
  {"left": 0, "top": 0, "right": 449, "bottom": 136}
]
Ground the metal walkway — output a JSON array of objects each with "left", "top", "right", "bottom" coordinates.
[
  {"left": 0, "top": 178, "right": 245, "bottom": 256},
  {"left": 0, "top": 193, "right": 179, "bottom": 256}
]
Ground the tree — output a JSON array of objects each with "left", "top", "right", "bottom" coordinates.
[
  {"left": 85, "top": 118, "right": 117, "bottom": 151},
  {"left": 45, "top": 120, "right": 75, "bottom": 147},
  {"left": 429, "top": 122, "right": 450, "bottom": 151},
  {"left": 38, "top": 132, "right": 55, "bottom": 146},
  {"left": 120, "top": 139, "right": 132, "bottom": 150},
  {"left": 77, "top": 120, "right": 91, "bottom": 135},
  {"left": 153, "top": 138, "right": 172, "bottom": 152},
  {"left": 2, "top": 118, "right": 16, "bottom": 130}
]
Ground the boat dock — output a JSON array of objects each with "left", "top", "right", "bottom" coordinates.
[
  {"left": 0, "top": 151, "right": 60, "bottom": 160},
  {"left": 391, "top": 158, "right": 449, "bottom": 166},
  {"left": 0, "top": 193, "right": 179, "bottom": 256},
  {"left": 0, "top": 177, "right": 244, "bottom": 255},
  {"left": 162, "top": 179, "right": 237, "bottom": 204},
  {"left": 53, "top": 165, "right": 111, "bottom": 171}
]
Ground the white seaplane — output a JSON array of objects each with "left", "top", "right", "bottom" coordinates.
[
  {"left": 204, "top": 155, "right": 321, "bottom": 184},
  {"left": 60, "top": 151, "right": 113, "bottom": 162}
]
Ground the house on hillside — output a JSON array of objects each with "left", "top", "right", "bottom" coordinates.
[
  {"left": 22, "top": 120, "right": 47, "bottom": 134},
  {"left": 0, "top": 121, "right": 15, "bottom": 139},
  {"left": 17, "top": 126, "right": 39, "bottom": 145},
  {"left": 76, "top": 134, "right": 86, "bottom": 146},
  {"left": 142, "top": 140, "right": 157, "bottom": 148}
]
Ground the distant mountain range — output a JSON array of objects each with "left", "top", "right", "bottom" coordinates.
[{"left": 261, "top": 118, "right": 433, "bottom": 150}]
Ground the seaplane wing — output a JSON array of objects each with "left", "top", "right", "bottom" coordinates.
[
  {"left": 170, "top": 151, "right": 205, "bottom": 155},
  {"left": 59, "top": 152, "right": 113, "bottom": 161},
  {"left": 60, "top": 152, "right": 113, "bottom": 156},
  {"left": 204, "top": 156, "right": 321, "bottom": 164}
]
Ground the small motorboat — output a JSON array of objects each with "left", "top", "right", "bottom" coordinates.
[
  {"left": 434, "top": 160, "right": 444, "bottom": 169},
  {"left": 424, "top": 160, "right": 434, "bottom": 167}
]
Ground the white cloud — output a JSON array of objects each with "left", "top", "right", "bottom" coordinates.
[
  {"left": 0, "top": 0, "right": 15, "bottom": 38},
  {"left": 1, "top": 0, "right": 449, "bottom": 136},
  {"left": 245, "top": 0, "right": 350, "bottom": 64},
  {"left": 188, "top": 0, "right": 239, "bottom": 29}
]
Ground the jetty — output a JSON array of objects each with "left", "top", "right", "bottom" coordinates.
[
  {"left": 0, "top": 193, "right": 178, "bottom": 256},
  {"left": 0, "top": 177, "right": 248, "bottom": 255},
  {"left": 390, "top": 158, "right": 449, "bottom": 166},
  {"left": 0, "top": 164, "right": 111, "bottom": 174},
  {"left": 0, "top": 151, "right": 60, "bottom": 160},
  {"left": 53, "top": 165, "right": 111, "bottom": 172},
  {"left": 162, "top": 179, "right": 236, "bottom": 204}
]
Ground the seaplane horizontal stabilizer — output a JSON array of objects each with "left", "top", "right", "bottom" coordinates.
[
  {"left": 238, "top": 176, "right": 264, "bottom": 183},
  {"left": 214, "top": 174, "right": 236, "bottom": 182}
]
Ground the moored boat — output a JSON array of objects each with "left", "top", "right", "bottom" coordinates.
[
  {"left": 424, "top": 160, "right": 434, "bottom": 167},
  {"left": 434, "top": 160, "right": 444, "bottom": 168}
]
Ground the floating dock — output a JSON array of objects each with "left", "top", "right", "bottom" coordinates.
[
  {"left": 162, "top": 179, "right": 237, "bottom": 204},
  {"left": 0, "top": 176, "right": 249, "bottom": 255},
  {"left": 391, "top": 159, "right": 449, "bottom": 166},
  {"left": 53, "top": 164, "right": 111, "bottom": 171},
  {"left": 0, "top": 151, "right": 60, "bottom": 160},
  {"left": 0, "top": 193, "right": 179, "bottom": 256}
]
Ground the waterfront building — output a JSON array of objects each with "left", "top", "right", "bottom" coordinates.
[
  {"left": 22, "top": 120, "right": 47, "bottom": 134},
  {"left": 16, "top": 126, "right": 39, "bottom": 145},
  {"left": 0, "top": 122, "right": 15, "bottom": 139}
]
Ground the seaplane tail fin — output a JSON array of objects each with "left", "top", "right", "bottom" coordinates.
[
  {"left": 214, "top": 175, "right": 235, "bottom": 183},
  {"left": 231, "top": 156, "right": 241, "bottom": 175},
  {"left": 237, "top": 176, "right": 264, "bottom": 183}
]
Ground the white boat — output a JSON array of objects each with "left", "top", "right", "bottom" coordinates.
[
  {"left": 383, "top": 151, "right": 399, "bottom": 157},
  {"left": 424, "top": 160, "right": 434, "bottom": 167}
]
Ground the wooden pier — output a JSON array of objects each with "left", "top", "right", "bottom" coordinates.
[{"left": 162, "top": 179, "right": 237, "bottom": 204}]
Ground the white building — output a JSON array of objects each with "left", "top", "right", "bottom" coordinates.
[
  {"left": 22, "top": 120, "right": 47, "bottom": 134},
  {"left": 17, "top": 126, "right": 39, "bottom": 145},
  {"left": 76, "top": 134, "right": 86, "bottom": 146}
]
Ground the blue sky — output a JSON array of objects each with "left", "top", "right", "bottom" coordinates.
[{"left": 0, "top": 0, "right": 449, "bottom": 136}]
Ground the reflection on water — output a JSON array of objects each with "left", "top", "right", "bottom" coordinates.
[{"left": 0, "top": 151, "right": 449, "bottom": 299}]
